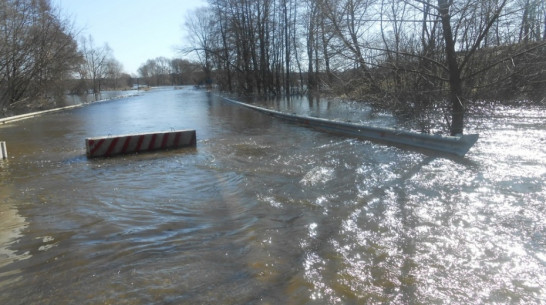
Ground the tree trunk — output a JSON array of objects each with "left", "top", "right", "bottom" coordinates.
[
  {"left": 438, "top": 0, "right": 464, "bottom": 135},
  {"left": 283, "top": 0, "right": 291, "bottom": 96}
]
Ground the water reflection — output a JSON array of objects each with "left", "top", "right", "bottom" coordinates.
[
  {"left": 0, "top": 181, "right": 30, "bottom": 288},
  {"left": 0, "top": 87, "right": 544, "bottom": 304},
  {"left": 240, "top": 94, "right": 398, "bottom": 128}
]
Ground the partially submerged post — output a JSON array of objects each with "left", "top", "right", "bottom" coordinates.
[
  {"left": 85, "top": 130, "right": 196, "bottom": 158},
  {"left": 0, "top": 142, "right": 7, "bottom": 160}
]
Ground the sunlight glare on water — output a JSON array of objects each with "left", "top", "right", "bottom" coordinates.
[{"left": 0, "top": 87, "right": 544, "bottom": 304}]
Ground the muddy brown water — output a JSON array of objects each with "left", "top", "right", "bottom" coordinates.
[{"left": 1, "top": 87, "right": 545, "bottom": 304}]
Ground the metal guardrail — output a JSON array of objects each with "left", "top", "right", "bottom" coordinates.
[{"left": 222, "top": 97, "right": 479, "bottom": 157}]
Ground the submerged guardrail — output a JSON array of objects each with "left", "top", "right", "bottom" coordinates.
[
  {"left": 222, "top": 97, "right": 479, "bottom": 157},
  {"left": 85, "top": 129, "right": 196, "bottom": 158}
]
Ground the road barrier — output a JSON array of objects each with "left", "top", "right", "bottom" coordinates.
[
  {"left": 85, "top": 130, "right": 196, "bottom": 158},
  {"left": 0, "top": 141, "right": 7, "bottom": 160}
]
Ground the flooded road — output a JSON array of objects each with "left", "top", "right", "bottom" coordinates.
[{"left": 0, "top": 87, "right": 545, "bottom": 304}]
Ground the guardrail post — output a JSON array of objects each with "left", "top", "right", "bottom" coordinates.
[{"left": 0, "top": 141, "right": 7, "bottom": 160}]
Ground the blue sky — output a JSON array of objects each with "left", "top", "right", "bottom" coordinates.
[{"left": 55, "top": 0, "right": 207, "bottom": 75}]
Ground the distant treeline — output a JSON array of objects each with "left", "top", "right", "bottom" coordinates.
[
  {"left": 137, "top": 57, "right": 205, "bottom": 87},
  {"left": 185, "top": 0, "right": 546, "bottom": 134}
]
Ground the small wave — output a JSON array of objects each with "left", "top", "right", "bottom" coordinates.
[{"left": 300, "top": 166, "right": 335, "bottom": 186}]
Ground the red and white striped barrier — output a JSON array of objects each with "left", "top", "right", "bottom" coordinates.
[{"left": 85, "top": 129, "right": 196, "bottom": 158}]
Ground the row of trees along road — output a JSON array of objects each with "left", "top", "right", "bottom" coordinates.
[{"left": 185, "top": 0, "right": 546, "bottom": 135}]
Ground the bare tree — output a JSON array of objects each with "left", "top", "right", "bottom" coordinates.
[
  {"left": 137, "top": 57, "right": 173, "bottom": 86},
  {"left": 1, "top": 0, "right": 80, "bottom": 115},
  {"left": 519, "top": 0, "right": 545, "bottom": 43},
  {"left": 318, "top": 0, "right": 380, "bottom": 93},
  {"left": 433, "top": 0, "right": 509, "bottom": 135},
  {"left": 184, "top": 7, "right": 215, "bottom": 89},
  {"left": 79, "top": 36, "right": 112, "bottom": 95},
  {"left": 104, "top": 58, "right": 124, "bottom": 89},
  {"left": 170, "top": 58, "right": 202, "bottom": 85}
]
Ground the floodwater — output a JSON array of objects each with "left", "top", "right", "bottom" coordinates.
[
  {"left": 64, "top": 89, "right": 143, "bottom": 106},
  {"left": 0, "top": 87, "right": 544, "bottom": 304}
]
